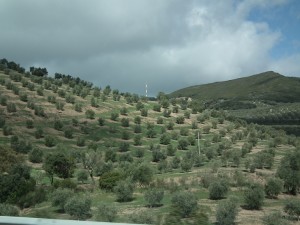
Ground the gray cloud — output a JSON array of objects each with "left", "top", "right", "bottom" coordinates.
[{"left": 0, "top": 0, "right": 299, "bottom": 96}]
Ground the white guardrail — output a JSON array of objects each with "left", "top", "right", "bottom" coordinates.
[{"left": 0, "top": 216, "right": 142, "bottom": 225}]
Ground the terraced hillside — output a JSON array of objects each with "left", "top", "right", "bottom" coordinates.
[{"left": 0, "top": 66, "right": 300, "bottom": 225}]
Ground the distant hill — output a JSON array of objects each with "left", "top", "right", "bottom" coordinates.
[{"left": 169, "top": 71, "right": 300, "bottom": 103}]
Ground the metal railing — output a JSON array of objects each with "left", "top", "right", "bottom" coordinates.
[{"left": 0, "top": 216, "right": 141, "bottom": 225}]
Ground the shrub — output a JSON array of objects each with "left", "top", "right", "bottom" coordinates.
[
  {"left": 50, "top": 188, "right": 74, "bottom": 212},
  {"left": 26, "top": 119, "right": 34, "bottom": 129},
  {"left": 176, "top": 116, "right": 185, "bottom": 124},
  {"left": 0, "top": 116, "right": 5, "bottom": 128},
  {"left": 265, "top": 178, "right": 283, "bottom": 199},
  {"left": 56, "top": 102, "right": 64, "bottom": 111},
  {"left": 34, "top": 105, "right": 45, "bottom": 117},
  {"left": 134, "top": 124, "right": 142, "bottom": 133},
  {"left": 44, "top": 135, "right": 56, "bottom": 147},
  {"left": 209, "top": 180, "right": 229, "bottom": 200},
  {"left": 96, "top": 204, "right": 117, "bottom": 222},
  {"left": 98, "top": 117, "right": 105, "bottom": 126},
  {"left": 153, "top": 104, "right": 161, "bottom": 112},
  {"left": 177, "top": 138, "right": 189, "bottom": 150},
  {"left": 243, "top": 182, "right": 265, "bottom": 210},
  {"left": 0, "top": 203, "right": 19, "bottom": 216},
  {"left": 74, "top": 103, "right": 82, "bottom": 112},
  {"left": 64, "top": 196, "right": 91, "bottom": 220},
  {"left": 19, "top": 93, "right": 28, "bottom": 102},
  {"left": 120, "top": 107, "right": 128, "bottom": 115},
  {"left": 0, "top": 95, "right": 7, "bottom": 106},
  {"left": 262, "top": 211, "right": 288, "bottom": 225},
  {"left": 114, "top": 180, "right": 134, "bottom": 202},
  {"left": 3, "top": 125, "right": 12, "bottom": 136},
  {"left": 171, "top": 191, "right": 198, "bottom": 218},
  {"left": 85, "top": 109, "right": 95, "bottom": 119},
  {"left": 110, "top": 112, "right": 119, "bottom": 121},
  {"left": 77, "top": 170, "right": 89, "bottom": 183},
  {"left": 140, "top": 108, "right": 148, "bottom": 117},
  {"left": 160, "top": 133, "right": 171, "bottom": 145},
  {"left": 144, "top": 188, "right": 164, "bottom": 207},
  {"left": 76, "top": 137, "right": 85, "bottom": 147},
  {"left": 99, "top": 171, "right": 122, "bottom": 191},
  {"left": 121, "top": 118, "right": 130, "bottom": 127},
  {"left": 216, "top": 197, "right": 239, "bottom": 225},
  {"left": 284, "top": 199, "right": 300, "bottom": 220},
  {"left": 28, "top": 148, "right": 43, "bottom": 163},
  {"left": 64, "top": 128, "right": 73, "bottom": 139},
  {"left": 6, "top": 103, "right": 17, "bottom": 113},
  {"left": 54, "top": 119, "right": 63, "bottom": 131},
  {"left": 34, "top": 127, "right": 44, "bottom": 139}
]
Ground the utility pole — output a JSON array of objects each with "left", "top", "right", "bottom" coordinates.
[{"left": 197, "top": 131, "right": 200, "bottom": 156}]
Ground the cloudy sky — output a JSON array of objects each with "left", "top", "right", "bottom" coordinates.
[{"left": 0, "top": 0, "right": 300, "bottom": 96}]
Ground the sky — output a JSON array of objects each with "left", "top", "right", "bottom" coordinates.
[{"left": 0, "top": 0, "right": 300, "bottom": 96}]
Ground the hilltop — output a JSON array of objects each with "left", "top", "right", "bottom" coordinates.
[
  {"left": 0, "top": 60, "right": 299, "bottom": 225},
  {"left": 169, "top": 71, "right": 300, "bottom": 103}
]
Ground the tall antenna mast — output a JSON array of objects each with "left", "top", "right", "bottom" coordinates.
[{"left": 145, "top": 83, "right": 148, "bottom": 97}]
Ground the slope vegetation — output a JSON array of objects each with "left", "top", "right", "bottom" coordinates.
[{"left": 0, "top": 65, "right": 299, "bottom": 225}]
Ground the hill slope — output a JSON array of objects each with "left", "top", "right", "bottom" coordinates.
[
  {"left": 169, "top": 71, "right": 300, "bottom": 102},
  {"left": 0, "top": 65, "right": 299, "bottom": 225}
]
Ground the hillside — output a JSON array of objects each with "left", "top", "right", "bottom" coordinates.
[
  {"left": 169, "top": 71, "right": 300, "bottom": 103},
  {"left": 0, "top": 64, "right": 300, "bottom": 225}
]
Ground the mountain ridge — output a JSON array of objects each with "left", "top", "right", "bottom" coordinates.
[{"left": 169, "top": 71, "right": 300, "bottom": 102}]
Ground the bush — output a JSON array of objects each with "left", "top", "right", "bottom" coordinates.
[
  {"left": 265, "top": 178, "right": 283, "bottom": 199},
  {"left": 76, "top": 136, "right": 85, "bottom": 147},
  {"left": 121, "top": 118, "right": 130, "bottom": 127},
  {"left": 77, "top": 170, "right": 89, "bottom": 183},
  {"left": 141, "top": 108, "right": 148, "bottom": 117},
  {"left": 171, "top": 191, "right": 198, "bottom": 218},
  {"left": 144, "top": 188, "right": 164, "bottom": 207},
  {"left": 209, "top": 180, "right": 229, "bottom": 200},
  {"left": 98, "top": 117, "right": 105, "bottom": 126},
  {"left": 96, "top": 203, "right": 118, "bottom": 222},
  {"left": 56, "top": 102, "right": 64, "bottom": 111},
  {"left": 176, "top": 116, "right": 185, "bottom": 124},
  {"left": 262, "top": 211, "right": 289, "bottom": 225},
  {"left": 0, "top": 203, "right": 19, "bottom": 216},
  {"left": 114, "top": 180, "right": 134, "bottom": 202},
  {"left": 54, "top": 119, "right": 63, "bottom": 131},
  {"left": 0, "top": 95, "right": 7, "bottom": 106},
  {"left": 3, "top": 125, "right": 13, "bottom": 136},
  {"left": 50, "top": 188, "right": 74, "bottom": 212},
  {"left": 64, "top": 195, "right": 91, "bottom": 220},
  {"left": 110, "top": 112, "right": 119, "bottom": 121},
  {"left": 6, "top": 102, "right": 17, "bottom": 113},
  {"left": 44, "top": 135, "right": 56, "bottom": 147},
  {"left": 160, "top": 133, "right": 171, "bottom": 145},
  {"left": 74, "top": 103, "right": 82, "bottom": 112},
  {"left": 34, "top": 105, "right": 45, "bottom": 117},
  {"left": 0, "top": 115, "right": 5, "bottom": 128},
  {"left": 284, "top": 199, "right": 300, "bottom": 220},
  {"left": 99, "top": 171, "right": 122, "bottom": 191},
  {"left": 177, "top": 138, "right": 189, "bottom": 150},
  {"left": 64, "top": 128, "right": 73, "bottom": 139},
  {"left": 28, "top": 148, "right": 43, "bottom": 163},
  {"left": 216, "top": 197, "right": 239, "bottom": 225},
  {"left": 26, "top": 119, "right": 34, "bottom": 129},
  {"left": 34, "top": 127, "right": 44, "bottom": 139},
  {"left": 85, "top": 109, "right": 95, "bottom": 119},
  {"left": 19, "top": 92, "right": 28, "bottom": 102},
  {"left": 243, "top": 182, "right": 265, "bottom": 210}
]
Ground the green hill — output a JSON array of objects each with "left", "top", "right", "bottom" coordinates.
[
  {"left": 0, "top": 61, "right": 299, "bottom": 225},
  {"left": 169, "top": 71, "right": 300, "bottom": 102}
]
